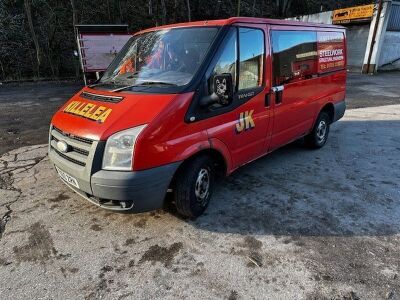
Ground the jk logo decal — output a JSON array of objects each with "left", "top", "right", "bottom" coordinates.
[{"left": 235, "top": 110, "right": 255, "bottom": 133}]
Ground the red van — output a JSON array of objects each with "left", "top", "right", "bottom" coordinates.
[{"left": 49, "top": 18, "right": 346, "bottom": 217}]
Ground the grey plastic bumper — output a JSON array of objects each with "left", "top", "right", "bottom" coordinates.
[
  {"left": 50, "top": 155, "right": 181, "bottom": 212},
  {"left": 90, "top": 162, "right": 181, "bottom": 212},
  {"left": 333, "top": 100, "right": 346, "bottom": 122}
]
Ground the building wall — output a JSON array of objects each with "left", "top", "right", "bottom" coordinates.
[
  {"left": 346, "top": 24, "right": 370, "bottom": 71},
  {"left": 287, "top": 11, "right": 333, "bottom": 24},
  {"left": 379, "top": 31, "right": 400, "bottom": 70}
]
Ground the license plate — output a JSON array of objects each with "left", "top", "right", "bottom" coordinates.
[{"left": 56, "top": 167, "right": 80, "bottom": 189}]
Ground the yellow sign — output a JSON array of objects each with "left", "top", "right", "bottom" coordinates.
[
  {"left": 333, "top": 4, "right": 374, "bottom": 24},
  {"left": 63, "top": 101, "right": 112, "bottom": 123}
]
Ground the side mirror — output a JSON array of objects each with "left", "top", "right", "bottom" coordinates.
[
  {"left": 213, "top": 73, "right": 233, "bottom": 106},
  {"left": 199, "top": 73, "right": 234, "bottom": 107}
]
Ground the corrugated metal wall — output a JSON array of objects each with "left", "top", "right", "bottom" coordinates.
[
  {"left": 379, "top": 3, "right": 400, "bottom": 70},
  {"left": 346, "top": 25, "right": 370, "bottom": 71},
  {"left": 379, "top": 31, "right": 400, "bottom": 69},
  {"left": 387, "top": 3, "right": 400, "bottom": 31}
]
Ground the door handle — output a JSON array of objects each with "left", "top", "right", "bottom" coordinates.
[
  {"left": 271, "top": 85, "right": 284, "bottom": 104},
  {"left": 271, "top": 85, "right": 284, "bottom": 93},
  {"left": 265, "top": 93, "right": 271, "bottom": 107}
]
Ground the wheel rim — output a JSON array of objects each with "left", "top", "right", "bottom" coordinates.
[
  {"left": 195, "top": 168, "right": 210, "bottom": 206},
  {"left": 316, "top": 120, "right": 327, "bottom": 143}
]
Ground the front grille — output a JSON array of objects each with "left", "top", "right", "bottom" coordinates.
[
  {"left": 72, "top": 147, "right": 89, "bottom": 156},
  {"left": 50, "top": 126, "right": 94, "bottom": 167},
  {"left": 53, "top": 126, "right": 93, "bottom": 145},
  {"left": 54, "top": 149, "right": 86, "bottom": 167},
  {"left": 80, "top": 91, "right": 124, "bottom": 103}
]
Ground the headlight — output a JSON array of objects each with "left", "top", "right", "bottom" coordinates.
[{"left": 102, "top": 125, "right": 147, "bottom": 171}]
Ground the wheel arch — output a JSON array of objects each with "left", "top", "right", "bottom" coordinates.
[
  {"left": 320, "top": 102, "right": 335, "bottom": 124},
  {"left": 176, "top": 148, "right": 229, "bottom": 179}
]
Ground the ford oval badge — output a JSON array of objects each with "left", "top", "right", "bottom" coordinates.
[{"left": 56, "top": 140, "right": 69, "bottom": 153}]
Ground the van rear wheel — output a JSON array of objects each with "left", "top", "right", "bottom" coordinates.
[
  {"left": 173, "top": 155, "right": 215, "bottom": 218},
  {"left": 305, "top": 112, "right": 330, "bottom": 148}
]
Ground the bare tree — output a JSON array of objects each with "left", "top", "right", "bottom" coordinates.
[
  {"left": 70, "top": 0, "right": 77, "bottom": 34},
  {"left": 0, "top": 59, "right": 5, "bottom": 80},
  {"left": 24, "top": 0, "right": 40, "bottom": 76},
  {"left": 173, "top": 0, "right": 178, "bottom": 22},
  {"left": 275, "top": 0, "right": 292, "bottom": 17},
  {"left": 160, "top": 0, "right": 167, "bottom": 25},
  {"left": 106, "top": 0, "right": 112, "bottom": 23},
  {"left": 186, "top": 0, "right": 191, "bottom": 22},
  {"left": 70, "top": 0, "right": 80, "bottom": 78},
  {"left": 148, "top": 0, "right": 152, "bottom": 15}
]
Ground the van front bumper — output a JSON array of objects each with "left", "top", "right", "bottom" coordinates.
[
  {"left": 89, "top": 163, "right": 181, "bottom": 211},
  {"left": 48, "top": 126, "right": 182, "bottom": 212},
  {"left": 50, "top": 148, "right": 180, "bottom": 212}
]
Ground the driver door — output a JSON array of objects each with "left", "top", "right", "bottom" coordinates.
[{"left": 200, "top": 25, "right": 272, "bottom": 169}]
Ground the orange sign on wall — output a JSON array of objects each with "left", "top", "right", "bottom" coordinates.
[{"left": 332, "top": 4, "right": 375, "bottom": 24}]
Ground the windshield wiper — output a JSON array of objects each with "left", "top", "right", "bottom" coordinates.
[{"left": 111, "top": 81, "right": 178, "bottom": 92}]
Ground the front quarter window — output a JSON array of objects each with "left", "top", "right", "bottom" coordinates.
[{"left": 209, "top": 28, "right": 237, "bottom": 94}]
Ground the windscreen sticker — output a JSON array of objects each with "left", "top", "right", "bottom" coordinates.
[
  {"left": 236, "top": 110, "right": 255, "bottom": 133},
  {"left": 63, "top": 101, "right": 112, "bottom": 123}
]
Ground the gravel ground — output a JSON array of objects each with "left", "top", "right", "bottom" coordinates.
[
  {"left": 0, "top": 105, "right": 399, "bottom": 299},
  {"left": 0, "top": 81, "right": 82, "bottom": 155}
]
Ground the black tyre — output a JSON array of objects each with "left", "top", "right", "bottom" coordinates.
[
  {"left": 173, "top": 155, "right": 215, "bottom": 218},
  {"left": 305, "top": 112, "right": 330, "bottom": 148}
]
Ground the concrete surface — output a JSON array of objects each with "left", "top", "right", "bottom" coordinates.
[
  {"left": 346, "top": 72, "right": 400, "bottom": 109},
  {"left": 0, "top": 81, "right": 82, "bottom": 155},
  {"left": 0, "top": 105, "right": 399, "bottom": 299},
  {"left": 1, "top": 72, "right": 400, "bottom": 156}
]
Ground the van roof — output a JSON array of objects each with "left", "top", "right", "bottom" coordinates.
[{"left": 136, "top": 17, "right": 344, "bottom": 34}]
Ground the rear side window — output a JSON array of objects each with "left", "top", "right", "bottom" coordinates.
[
  {"left": 317, "top": 31, "right": 346, "bottom": 73},
  {"left": 271, "top": 30, "right": 318, "bottom": 85},
  {"left": 238, "top": 28, "right": 264, "bottom": 90}
]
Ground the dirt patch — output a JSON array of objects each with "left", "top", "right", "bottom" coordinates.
[
  {"left": 48, "top": 193, "right": 70, "bottom": 203},
  {"left": 0, "top": 257, "right": 11, "bottom": 266},
  {"left": 13, "top": 222, "right": 57, "bottom": 263},
  {"left": 139, "top": 242, "right": 183, "bottom": 267},
  {"left": 241, "top": 236, "right": 262, "bottom": 250},
  {"left": 134, "top": 218, "right": 147, "bottom": 228},
  {"left": 60, "top": 266, "right": 80, "bottom": 278},
  {"left": 233, "top": 236, "right": 264, "bottom": 268},
  {"left": 0, "top": 207, "right": 13, "bottom": 240},
  {"left": 90, "top": 224, "right": 102, "bottom": 232},
  {"left": 228, "top": 290, "right": 239, "bottom": 300},
  {"left": 124, "top": 238, "right": 136, "bottom": 246}
]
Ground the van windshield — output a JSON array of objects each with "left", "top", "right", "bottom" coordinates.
[{"left": 99, "top": 27, "right": 219, "bottom": 88}]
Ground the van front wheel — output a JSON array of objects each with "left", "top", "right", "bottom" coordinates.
[
  {"left": 305, "top": 112, "right": 330, "bottom": 148},
  {"left": 173, "top": 155, "right": 215, "bottom": 218}
]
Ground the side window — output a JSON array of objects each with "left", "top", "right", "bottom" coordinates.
[
  {"left": 209, "top": 28, "right": 237, "bottom": 94},
  {"left": 271, "top": 30, "right": 318, "bottom": 85},
  {"left": 238, "top": 28, "right": 264, "bottom": 90}
]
